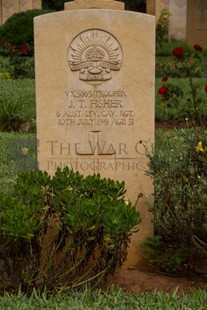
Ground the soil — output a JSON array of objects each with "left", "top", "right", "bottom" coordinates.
[
  {"left": 155, "top": 120, "right": 188, "bottom": 130},
  {"left": 105, "top": 268, "right": 207, "bottom": 295}
]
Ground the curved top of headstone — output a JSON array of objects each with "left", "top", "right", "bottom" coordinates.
[{"left": 64, "top": 0, "right": 125, "bottom": 10}]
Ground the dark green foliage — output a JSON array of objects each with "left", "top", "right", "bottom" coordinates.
[
  {"left": 123, "top": 0, "right": 146, "bottom": 11},
  {"left": 144, "top": 128, "right": 207, "bottom": 273},
  {"left": 9, "top": 55, "right": 35, "bottom": 79},
  {"left": 141, "top": 236, "right": 189, "bottom": 273},
  {"left": 42, "top": 0, "right": 146, "bottom": 11},
  {"left": 0, "top": 167, "right": 140, "bottom": 293},
  {"left": 0, "top": 93, "right": 27, "bottom": 131},
  {"left": 0, "top": 83, "right": 35, "bottom": 131},
  {"left": 156, "top": 10, "right": 170, "bottom": 48},
  {"left": 42, "top": 0, "right": 66, "bottom": 10},
  {"left": 0, "top": 9, "right": 51, "bottom": 55}
]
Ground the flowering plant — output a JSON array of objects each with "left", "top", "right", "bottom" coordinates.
[
  {"left": 146, "top": 128, "right": 207, "bottom": 273},
  {"left": 172, "top": 47, "right": 184, "bottom": 58},
  {"left": 158, "top": 44, "right": 207, "bottom": 126},
  {"left": 196, "top": 141, "right": 207, "bottom": 153},
  {"left": 158, "top": 76, "right": 183, "bottom": 107},
  {"left": 156, "top": 10, "right": 171, "bottom": 48},
  {"left": 0, "top": 40, "right": 29, "bottom": 57}
]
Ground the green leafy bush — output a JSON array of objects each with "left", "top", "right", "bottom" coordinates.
[
  {"left": 124, "top": 0, "right": 146, "bottom": 11},
  {"left": 0, "top": 167, "right": 140, "bottom": 293},
  {"left": 0, "top": 56, "right": 12, "bottom": 79},
  {"left": 0, "top": 95, "right": 29, "bottom": 131},
  {"left": 144, "top": 128, "right": 207, "bottom": 273},
  {"left": 0, "top": 9, "right": 51, "bottom": 55},
  {"left": 8, "top": 55, "right": 35, "bottom": 79},
  {"left": 141, "top": 236, "right": 189, "bottom": 273},
  {"left": 43, "top": 0, "right": 66, "bottom": 11},
  {"left": 156, "top": 10, "right": 170, "bottom": 48},
  {"left": 42, "top": 0, "right": 146, "bottom": 11},
  {"left": 0, "top": 82, "right": 35, "bottom": 131},
  {"left": 0, "top": 9, "right": 50, "bottom": 78}
]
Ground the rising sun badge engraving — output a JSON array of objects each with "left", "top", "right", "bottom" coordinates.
[{"left": 68, "top": 29, "right": 123, "bottom": 84}]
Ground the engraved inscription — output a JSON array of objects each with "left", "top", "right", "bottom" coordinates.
[
  {"left": 68, "top": 29, "right": 122, "bottom": 84},
  {"left": 56, "top": 88, "right": 136, "bottom": 127}
]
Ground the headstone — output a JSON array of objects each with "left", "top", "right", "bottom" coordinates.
[
  {"left": 186, "top": 0, "right": 207, "bottom": 49},
  {"left": 34, "top": 0, "right": 155, "bottom": 268},
  {"left": 169, "top": 0, "right": 186, "bottom": 41},
  {"left": 146, "top": 0, "right": 155, "bottom": 15},
  {"left": 65, "top": 0, "right": 124, "bottom": 10},
  {"left": 33, "top": 0, "right": 42, "bottom": 9},
  {"left": 152, "top": 0, "right": 187, "bottom": 41},
  {"left": 1, "top": 0, "right": 13, "bottom": 24},
  {"left": 0, "top": 0, "right": 42, "bottom": 25},
  {"left": 19, "top": 0, "right": 33, "bottom": 11},
  {"left": 155, "top": 0, "right": 169, "bottom": 21}
]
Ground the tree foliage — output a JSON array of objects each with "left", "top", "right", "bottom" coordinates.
[{"left": 42, "top": 0, "right": 146, "bottom": 11}]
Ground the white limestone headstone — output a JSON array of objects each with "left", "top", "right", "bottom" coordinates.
[{"left": 34, "top": 0, "right": 155, "bottom": 268}]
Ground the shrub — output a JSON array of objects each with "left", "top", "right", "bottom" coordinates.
[
  {"left": 0, "top": 56, "right": 12, "bottom": 79},
  {"left": 9, "top": 55, "right": 35, "bottom": 79},
  {"left": 124, "top": 0, "right": 146, "bottom": 11},
  {"left": 42, "top": 0, "right": 146, "bottom": 11},
  {"left": 144, "top": 128, "right": 207, "bottom": 273},
  {"left": 0, "top": 82, "right": 35, "bottom": 131},
  {"left": 0, "top": 167, "right": 140, "bottom": 293},
  {"left": 156, "top": 10, "right": 171, "bottom": 48},
  {"left": 0, "top": 9, "right": 51, "bottom": 56},
  {"left": 43, "top": 0, "right": 65, "bottom": 11}
]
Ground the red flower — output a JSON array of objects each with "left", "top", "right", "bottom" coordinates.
[
  {"left": 158, "top": 85, "right": 168, "bottom": 96},
  {"left": 193, "top": 44, "right": 202, "bottom": 52},
  {"left": 172, "top": 47, "right": 184, "bottom": 58},
  {"left": 205, "top": 85, "right": 207, "bottom": 93},
  {"left": 21, "top": 44, "right": 28, "bottom": 55},
  {"left": 162, "top": 76, "right": 168, "bottom": 82}
]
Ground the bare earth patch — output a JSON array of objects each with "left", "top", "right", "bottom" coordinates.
[{"left": 105, "top": 268, "right": 207, "bottom": 295}]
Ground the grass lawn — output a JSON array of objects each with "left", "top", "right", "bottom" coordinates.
[
  {"left": 0, "top": 287, "right": 207, "bottom": 309},
  {"left": 0, "top": 132, "right": 37, "bottom": 194}
]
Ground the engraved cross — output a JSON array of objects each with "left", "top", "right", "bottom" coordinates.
[{"left": 77, "top": 130, "right": 116, "bottom": 156}]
